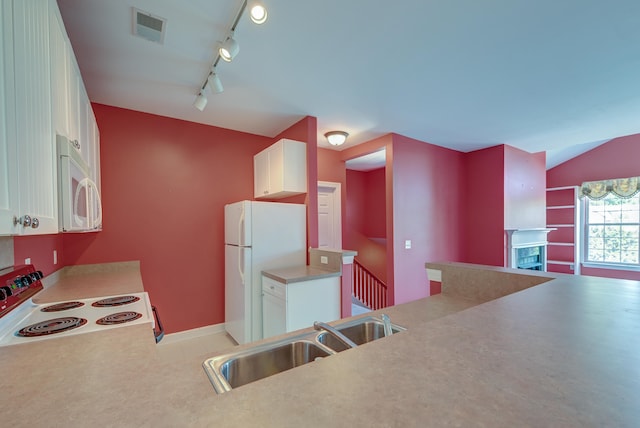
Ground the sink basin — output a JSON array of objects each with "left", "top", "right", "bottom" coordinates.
[
  {"left": 316, "top": 316, "right": 406, "bottom": 352},
  {"left": 203, "top": 316, "right": 406, "bottom": 393},
  {"left": 203, "top": 337, "right": 334, "bottom": 393}
]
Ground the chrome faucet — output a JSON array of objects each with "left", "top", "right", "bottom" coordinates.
[
  {"left": 381, "top": 314, "right": 393, "bottom": 337},
  {"left": 313, "top": 321, "right": 358, "bottom": 349}
]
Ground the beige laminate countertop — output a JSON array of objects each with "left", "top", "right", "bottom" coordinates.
[
  {"left": 262, "top": 265, "right": 341, "bottom": 284},
  {"left": 3, "top": 262, "right": 639, "bottom": 427}
]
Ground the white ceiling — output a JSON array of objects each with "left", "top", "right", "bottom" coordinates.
[{"left": 57, "top": 0, "right": 640, "bottom": 169}]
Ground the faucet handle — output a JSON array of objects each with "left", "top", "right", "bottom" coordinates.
[{"left": 381, "top": 314, "right": 393, "bottom": 337}]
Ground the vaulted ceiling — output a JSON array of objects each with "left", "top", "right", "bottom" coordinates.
[{"left": 57, "top": 0, "right": 640, "bottom": 168}]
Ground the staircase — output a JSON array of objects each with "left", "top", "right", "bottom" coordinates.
[{"left": 353, "top": 259, "right": 388, "bottom": 311}]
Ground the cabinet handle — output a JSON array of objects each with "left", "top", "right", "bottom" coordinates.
[
  {"left": 13, "top": 215, "right": 31, "bottom": 227},
  {"left": 31, "top": 217, "right": 39, "bottom": 229}
]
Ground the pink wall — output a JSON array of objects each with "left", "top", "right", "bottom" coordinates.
[
  {"left": 363, "top": 168, "right": 386, "bottom": 239},
  {"left": 272, "top": 117, "right": 319, "bottom": 249},
  {"left": 462, "top": 145, "right": 505, "bottom": 266},
  {"left": 548, "top": 134, "right": 640, "bottom": 187},
  {"left": 13, "top": 106, "right": 320, "bottom": 334},
  {"left": 391, "top": 134, "right": 465, "bottom": 303},
  {"left": 341, "top": 135, "right": 395, "bottom": 300},
  {"left": 462, "top": 145, "right": 546, "bottom": 267},
  {"left": 13, "top": 234, "right": 64, "bottom": 276},
  {"left": 345, "top": 169, "right": 387, "bottom": 282},
  {"left": 58, "top": 104, "right": 272, "bottom": 333},
  {"left": 548, "top": 133, "right": 640, "bottom": 281},
  {"left": 504, "top": 146, "right": 546, "bottom": 229}
]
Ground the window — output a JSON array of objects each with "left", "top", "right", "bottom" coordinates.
[{"left": 585, "top": 193, "right": 640, "bottom": 265}]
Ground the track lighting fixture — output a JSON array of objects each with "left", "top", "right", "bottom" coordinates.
[
  {"left": 193, "top": 92, "right": 208, "bottom": 111},
  {"left": 324, "top": 131, "right": 349, "bottom": 146},
  {"left": 219, "top": 33, "right": 240, "bottom": 63},
  {"left": 249, "top": 1, "right": 268, "bottom": 24},
  {"left": 192, "top": 0, "right": 268, "bottom": 110},
  {"left": 208, "top": 71, "right": 224, "bottom": 94}
]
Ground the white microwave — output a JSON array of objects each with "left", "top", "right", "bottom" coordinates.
[{"left": 57, "top": 135, "right": 102, "bottom": 232}]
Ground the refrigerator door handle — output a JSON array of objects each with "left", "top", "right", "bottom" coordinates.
[
  {"left": 238, "top": 206, "right": 245, "bottom": 246},
  {"left": 238, "top": 247, "right": 245, "bottom": 285}
]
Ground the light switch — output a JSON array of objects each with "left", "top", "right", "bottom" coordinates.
[{"left": 405, "top": 240, "right": 411, "bottom": 249}]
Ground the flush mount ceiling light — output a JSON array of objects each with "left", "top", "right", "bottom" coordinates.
[
  {"left": 324, "top": 131, "right": 349, "bottom": 146},
  {"left": 192, "top": 0, "right": 268, "bottom": 110},
  {"left": 219, "top": 33, "right": 239, "bottom": 62},
  {"left": 249, "top": 1, "right": 268, "bottom": 24}
]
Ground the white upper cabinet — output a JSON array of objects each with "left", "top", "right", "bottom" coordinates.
[
  {"left": 254, "top": 139, "right": 307, "bottom": 199},
  {"left": 1, "top": 0, "right": 100, "bottom": 236},
  {"left": 10, "top": 0, "right": 58, "bottom": 235},
  {"left": 0, "top": 1, "right": 18, "bottom": 235},
  {"left": 50, "top": 6, "right": 70, "bottom": 140},
  {"left": 50, "top": 4, "right": 82, "bottom": 154}
]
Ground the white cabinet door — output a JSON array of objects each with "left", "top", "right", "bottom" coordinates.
[
  {"left": 11, "top": 0, "right": 58, "bottom": 234},
  {"left": 287, "top": 277, "right": 340, "bottom": 330},
  {"left": 67, "top": 55, "right": 81, "bottom": 144},
  {"left": 0, "top": 1, "right": 18, "bottom": 235},
  {"left": 50, "top": 5, "right": 69, "bottom": 139},
  {"left": 253, "top": 148, "right": 270, "bottom": 198},
  {"left": 254, "top": 139, "right": 307, "bottom": 199},
  {"left": 262, "top": 291, "right": 286, "bottom": 339},
  {"left": 262, "top": 275, "right": 341, "bottom": 340}
]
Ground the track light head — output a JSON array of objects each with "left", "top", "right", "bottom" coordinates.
[
  {"left": 249, "top": 1, "right": 268, "bottom": 24},
  {"left": 193, "top": 92, "right": 208, "bottom": 111},
  {"left": 207, "top": 71, "right": 224, "bottom": 94},
  {"left": 219, "top": 35, "right": 239, "bottom": 62},
  {"left": 324, "top": 131, "right": 349, "bottom": 146}
]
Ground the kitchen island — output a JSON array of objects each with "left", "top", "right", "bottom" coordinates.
[{"left": 2, "top": 262, "right": 639, "bottom": 427}]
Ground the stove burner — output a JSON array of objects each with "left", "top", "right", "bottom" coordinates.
[
  {"left": 96, "top": 311, "right": 142, "bottom": 325},
  {"left": 92, "top": 295, "right": 140, "bottom": 307},
  {"left": 41, "top": 301, "right": 85, "bottom": 312},
  {"left": 17, "top": 317, "right": 88, "bottom": 337}
]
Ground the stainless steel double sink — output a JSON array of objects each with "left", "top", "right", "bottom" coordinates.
[{"left": 202, "top": 316, "right": 406, "bottom": 394}]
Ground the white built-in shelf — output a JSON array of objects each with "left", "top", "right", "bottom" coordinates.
[
  {"left": 548, "top": 260, "right": 574, "bottom": 265},
  {"left": 547, "top": 224, "right": 574, "bottom": 228},
  {"left": 548, "top": 242, "right": 574, "bottom": 246},
  {"left": 547, "top": 205, "right": 575, "bottom": 210}
]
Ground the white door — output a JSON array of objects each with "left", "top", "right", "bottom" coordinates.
[
  {"left": 225, "top": 244, "right": 252, "bottom": 345},
  {"left": 224, "top": 200, "right": 251, "bottom": 246},
  {"left": 317, "top": 181, "right": 342, "bottom": 249}
]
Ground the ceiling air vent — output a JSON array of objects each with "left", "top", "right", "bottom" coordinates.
[{"left": 133, "top": 8, "right": 166, "bottom": 44}]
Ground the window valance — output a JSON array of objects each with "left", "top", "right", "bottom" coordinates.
[{"left": 580, "top": 176, "right": 640, "bottom": 200}]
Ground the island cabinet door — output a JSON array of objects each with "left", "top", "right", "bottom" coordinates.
[{"left": 262, "top": 283, "right": 286, "bottom": 338}]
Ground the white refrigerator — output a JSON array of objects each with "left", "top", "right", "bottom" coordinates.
[{"left": 224, "top": 200, "right": 306, "bottom": 344}]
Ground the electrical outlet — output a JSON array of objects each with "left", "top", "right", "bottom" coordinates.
[
  {"left": 53, "top": 250, "right": 58, "bottom": 265},
  {"left": 405, "top": 240, "right": 412, "bottom": 249},
  {"left": 25, "top": 258, "right": 31, "bottom": 265},
  {"left": 320, "top": 256, "right": 328, "bottom": 264}
]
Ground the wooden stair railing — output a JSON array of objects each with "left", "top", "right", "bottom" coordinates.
[{"left": 353, "top": 259, "right": 387, "bottom": 310}]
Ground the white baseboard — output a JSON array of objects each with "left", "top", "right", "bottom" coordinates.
[{"left": 158, "top": 323, "right": 228, "bottom": 346}]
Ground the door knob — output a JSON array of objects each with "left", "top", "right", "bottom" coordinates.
[{"left": 13, "top": 215, "right": 31, "bottom": 227}]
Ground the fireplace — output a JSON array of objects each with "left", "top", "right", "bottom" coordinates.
[{"left": 506, "top": 229, "right": 555, "bottom": 271}]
